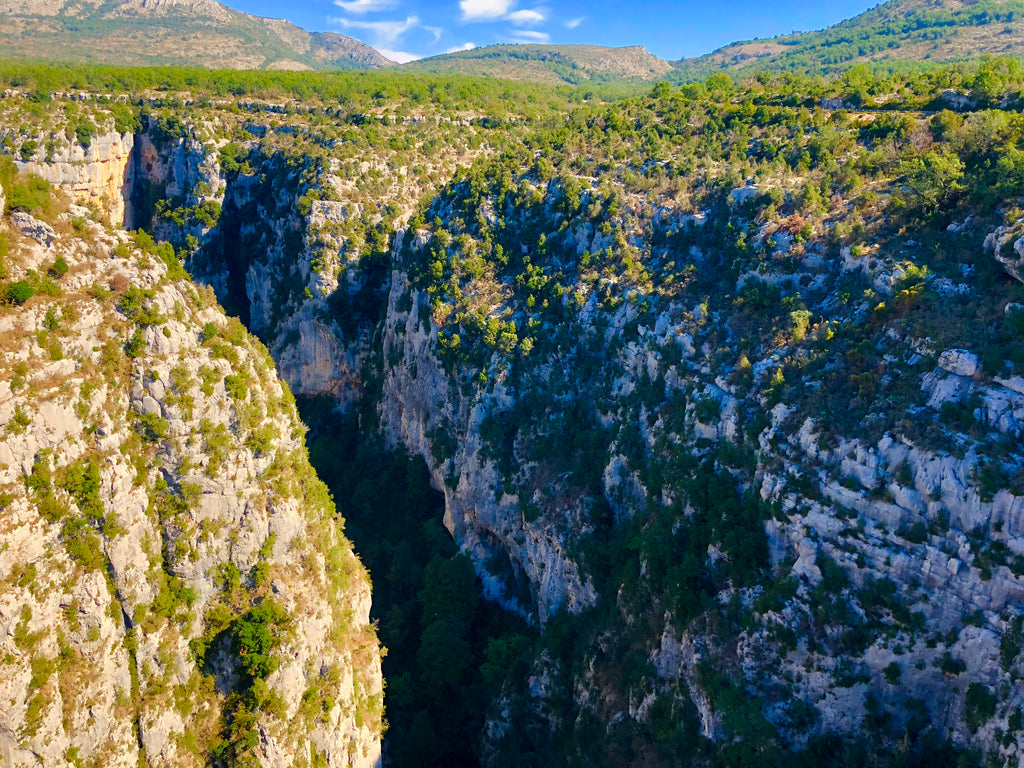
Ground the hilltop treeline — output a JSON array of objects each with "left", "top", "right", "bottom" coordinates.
[{"left": 0, "top": 60, "right": 628, "bottom": 115}]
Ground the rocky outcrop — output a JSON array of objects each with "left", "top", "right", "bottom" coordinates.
[
  {"left": 9, "top": 210, "right": 55, "bottom": 245},
  {"left": 0, "top": 203, "right": 382, "bottom": 767},
  {"left": 368, "top": 153, "right": 1024, "bottom": 763},
  {"left": 18, "top": 131, "right": 135, "bottom": 224},
  {"left": 984, "top": 218, "right": 1024, "bottom": 285},
  {"left": 380, "top": 269, "right": 596, "bottom": 621}
]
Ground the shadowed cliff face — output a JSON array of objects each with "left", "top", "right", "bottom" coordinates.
[{"left": 200, "top": 185, "right": 251, "bottom": 326}]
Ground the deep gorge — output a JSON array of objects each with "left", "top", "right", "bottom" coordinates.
[{"left": 6, "top": 70, "right": 1024, "bottom": 767}]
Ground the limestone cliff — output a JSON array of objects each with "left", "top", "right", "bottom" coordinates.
[
  {"left": 0, "top": 193, "right": 382, "bottom": 767},
  {"left": 379, "top": 266, "right": 596, "bottom": 621},
  {"left": 371, "top": 136, "right": 1024, "bottom": 762},
  {"left": 17, "top": 130, "right": 135, "bottom": 225}
]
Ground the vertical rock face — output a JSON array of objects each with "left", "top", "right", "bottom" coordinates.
[
  {"left": 127, "top": 126, "right": 225, "bottom": 236},
  {"left": 7, "top": 116, "right": 367, "bottom": 405},
  {"left": 379, "top": 268, "right": 596, "bottom": 621},
  {"left": 0, "top": 202, "right": 382, "bottom": 767},
  {"left": 194, "top": 161, "right": 371, "bottom": 409},
  {"left": 369, "top": 144, "right": 1024, "bottom": 761},
  {"left": 17, "top": 131, "right": 135, "bottom": 224}
]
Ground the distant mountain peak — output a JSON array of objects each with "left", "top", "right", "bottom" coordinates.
[
  {"left": 0, "top": 0, "right": 393, "bottom": 70},
  {"left": 401, "top": 43, "right": 673, "bottom": 85},
  {"left": 675, "top": 0, "right": 1024, "bottom": 79}
]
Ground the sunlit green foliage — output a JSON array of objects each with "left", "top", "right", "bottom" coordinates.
[{"left": 232, "top": 600, "right": 288, "bottom": 682}]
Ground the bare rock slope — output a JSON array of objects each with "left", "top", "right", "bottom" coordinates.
[{"left": 0, "top": 189, "right": 382, "bottom": 767}]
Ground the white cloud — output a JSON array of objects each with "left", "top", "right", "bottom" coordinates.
[
  {"left": 505, "top": 8, "right": 544, "bottom": 25},
  {"left": 460, "top": 0, "right": 515, "bottom": 21},
  {"left": 565, "top": 16, "right": 585, "bottom": 29},
  {"left": 445, "top": 42, "right": 477, "bottom": 53},
  {"left": 378, "top": 48, "right": 421, "bottom": 63},
  {"left": 330, "top": 15, "right": 419, "bottom": 43},
  {"left": 332, "top": 0, "right": 396, "bottom": 13},
  {"left": 510, "top": 28, "right": 549, "bottom": 42},
  {"left": 424, "top": 25, "right": 444, "bottom": 42}
]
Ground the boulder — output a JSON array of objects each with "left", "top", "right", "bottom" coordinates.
[
  {"left": 940, "top": 89, "right": 976, "bottom": 111},
  {"left": 938, "top": 348, "right": 979, "bottom": 378},
  {"left": 983, "top": 221, "right": 1024, "bottom": 285},
  {"left": 728, "top": 184, "right": 761, "bottom": 205},
  {"left": 10, "top": 211, "right": 56, "bottom": 246},
  {"left": 999, "top": 234, "right": 1024, "bottom": 284}
]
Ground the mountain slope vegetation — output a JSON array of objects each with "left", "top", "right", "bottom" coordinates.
[
  {"left": 0, "top": 0, "right": 391, "bottom": 70},
  {"left": 401, "top": 44, "right": 673, "bottom": 86},
  {"left": 5, "top": 0, "right": 1024, "bottom": 86},
  {"left": 675, "top": 0, "right": 1024, "bottom": 80}
]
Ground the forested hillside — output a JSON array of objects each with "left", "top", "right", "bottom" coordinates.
[
  {"left": 676, "top": 0, "right": 1024, "bottom": 80},
  {"left": 401, "top": 45, "right": 672, "bottom": 86}
]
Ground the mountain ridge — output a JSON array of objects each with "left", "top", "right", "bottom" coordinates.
[
  {"left": 399, "top": 44, "right": 673, "bottom": 85},
  {"left": 0, "top": 0, "right": 394, "bottom": 71},
  {"left": 673, "top": 0, "right": 1024, "bottom": 79},
  {"left": 5, "top": 0, "right": 1024, "bottom": 83}
]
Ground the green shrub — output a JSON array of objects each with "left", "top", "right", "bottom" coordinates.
[
  {"left": 150, "top": 573, "right": 197, "bottom": 622},
  {"left": 5, "top": 174, "right": 51, "bottom": 214},
  {"left": 897, "top": 149, "right": 964, "bottom": 215},
  {"left": 1000, "top": 616, "right": 1023, "bottom": 670},
  {"left": 117, "top": 286, "right": 161, "bottom": 325},
  {"left": 75, "top": 119, "right": 96, "bottom": 149},
  {"left": 246, "top": 424, "right": 278, "bottom": 457},
  {"left": 695, "top": 397, "right": 721, "bottom": 423},
  {"left": 62, "top": 516, "right": 105, "bottom": 571},
  {"left": 939, "top": 652, "right": 966, "bottom": 676},
  {"left": 232, "top": 600, "right": 288, "bottom": 682},
  {"left": 48, "top": 256, "right": 69, "bottom": 279},
  {"left": 135, "top": 412, "right": 169, "bottom": 442},
  {"left": 965, "top": 683, "right": 997, "bottom": 733},
  {"left": 124, "top": 329, "right": 146, "bottom": 358},
  {"left": 4, "top": 281, "right": 35, "bottom": 305},
  {"left": 59, "top": 460, "right": 103, "bottom": 520},
  {"left": 223, "top": 374, "right": 248, "bottom": 402},
  {"left": 19, "top": 140, "right": 38, "bottom": 162}
]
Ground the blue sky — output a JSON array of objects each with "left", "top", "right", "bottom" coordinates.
[{"left": 228, "top": 0, "right": 881, "bottom": 62}]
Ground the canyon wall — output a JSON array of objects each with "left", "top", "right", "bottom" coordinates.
[
  {"left": 0, "top": 195, "right": 382, "bottom": 767},
  {"left": 10, "top": 92, "right": 1024, "bottom": 765}
]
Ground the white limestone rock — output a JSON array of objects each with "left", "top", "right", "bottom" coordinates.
[
  {"left": 10, "top": 210, "right": 56, "bottom": 246},
  {"left": 938, "top": 349, "right": 980, "bottom": 378},
  {"left": 0, "top": 214, "right": 382, "bottom": 768}
]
